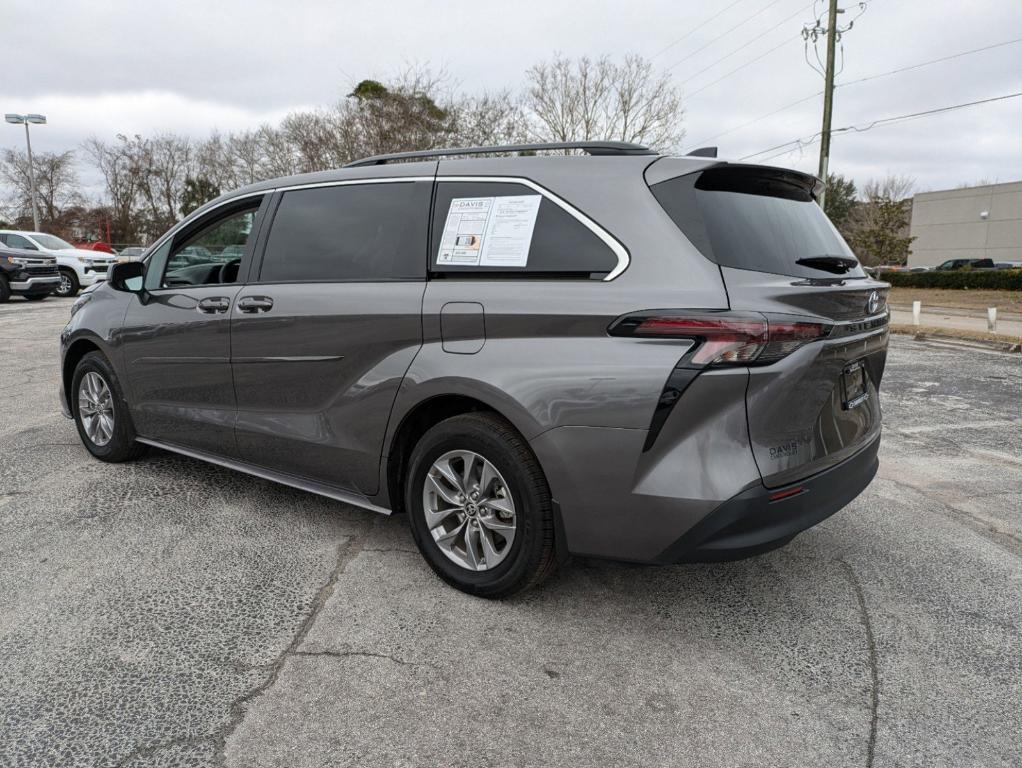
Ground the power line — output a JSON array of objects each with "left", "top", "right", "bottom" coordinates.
[
  {"left": 740, "top": 90, "right": 1022, "bottom": 161},
  {"left": 677, "top": 3, "right": 812, "bottom": 83},
  {"left": 685, "top": 33, "right": 802, "bottom": 98},
  {"left": 837, "top": 37, "right": 1022, "bottom": 88},
  {"left": 664, "top": 0, "right": 789, "bottom": 72},
  {"left": 686, "top": 91, "right": 821, "bottom": 149},
  {"left": 651, "top": 0, "right": 748, "bottom": 60},
  {"left": 688, "top": 35, "right": 1022, "bottom": 150}
]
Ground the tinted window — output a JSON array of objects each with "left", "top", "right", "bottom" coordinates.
[
  {"left": 161, "top": 203, "right": 261, "bottom": 287},
  {"left": 430, "top": 182, "right": 618, "bottom": 277},
  {"left": 3, "top": 234, "right": 37, "bottom": 250},
  {"left": 259, "top": 181, "right": 429, "bottom": 282},
  {"left": 651, "top": 166, "right": 865, "bottom": 279}
]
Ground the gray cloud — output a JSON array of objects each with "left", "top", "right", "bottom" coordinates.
[{"left": 3, "top": 0, "right": 1021, "bottom": 194}]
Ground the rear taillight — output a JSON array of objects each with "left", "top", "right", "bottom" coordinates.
[{"left": 609, "top": 311, "right": 830, "bottom": 366}]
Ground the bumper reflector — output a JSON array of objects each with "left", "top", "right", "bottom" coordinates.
[{"left": 768, "top": 486, "right": 806, "bottom": 502}]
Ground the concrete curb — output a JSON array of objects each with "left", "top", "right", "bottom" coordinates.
[{"left": 889, "top": 326, "right": 1022, "bottom": 353}]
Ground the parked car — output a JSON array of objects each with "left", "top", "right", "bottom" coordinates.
[
  {"left": 73, "top": 241, "right": 116, "bottom": 254},
  {"left": 117, "top": 247, "right": 146, "bottom": 262},
  {"left": 217, "top": 244, "right": 245, "bottom": 261},
  {"left": 60, "top": 141, "right": 890, "bottom": 597},
  {"left": 875, "top": 265, "right": 929, "bottom": 274},
  {"left": 994, "top": 261, "right": 1022, "bottom": 270},
  {"left": 934, "top": 258, "right": 996, "bottom": 270},
  {"left": 0, "top": 231, "right": 116, "bottom": 297},
  {"left": 0, "top": 246, "right": 60, "bottom": 302}
]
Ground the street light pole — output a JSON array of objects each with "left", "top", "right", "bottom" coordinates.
[
  {"left": 4, "top": 113, "right": 48, "bottom": 231},
  {"left": 23, "top": 121, "right": 39, "bottom": 231}
]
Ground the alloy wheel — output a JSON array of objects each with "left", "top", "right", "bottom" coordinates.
[
  {"left": 78, "top": 371, "right": 115, "bottom": 446},
  {"left": 422, "top": 450, "right": 517, "bottom": 571},
  {"left": 56, "top": 273, "right": 73, "bottom": 297}
]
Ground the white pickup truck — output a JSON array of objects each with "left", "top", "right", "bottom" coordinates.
[{"left": 0, "top": 231, "right": 117, "bottom": 297}]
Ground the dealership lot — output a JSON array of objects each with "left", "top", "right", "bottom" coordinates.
[{"left": 1, "top": 298, "right": 1020, "bottom": 767}]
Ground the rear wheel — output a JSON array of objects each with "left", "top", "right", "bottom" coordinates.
[
  {"left": 406, "top": 413, "right": 558, "bottom": 598},
  {"left": 55, "top": 269, "right": 79, "bottom": 298},
  {"left": 72, "top": 351, "right": 148, "bottom": 462}
]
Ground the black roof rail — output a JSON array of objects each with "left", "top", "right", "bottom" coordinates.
[{"left": 344, "top": 141, "right": 656, "bottom": 168}]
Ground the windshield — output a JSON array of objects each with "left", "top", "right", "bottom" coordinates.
[
  {"left": 31, "top": 233, "right": 76, "bottom": 250},
  {"left": 651, "top": 166, "right": 866, "bottom": 280}
]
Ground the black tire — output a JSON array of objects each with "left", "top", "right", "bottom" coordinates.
[
  {"left": 55, "top": 268, "right": 79, "bottom": 298},
  {"left": 0, "top": 275, "right": 9, "bottom": 303},
  {"left": 406, "top": 412, "right": 558, "bottom": 598},
  {"left": 24, "top": 293, "right": 48, "bottom": 301},
  {"left": 71, "top": 351, "right": 148, "bottom": 462}
]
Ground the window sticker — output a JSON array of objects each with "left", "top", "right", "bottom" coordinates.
[{"left": 437, "top": 195, "right": 542, "bottom": 268}]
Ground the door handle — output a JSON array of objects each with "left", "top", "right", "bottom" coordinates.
[
  {"left": 237, "top": 296, "right": 274, "bottom": 313},
  {"left": 197, "top": 296, "right": 231, "bottom": 314}
]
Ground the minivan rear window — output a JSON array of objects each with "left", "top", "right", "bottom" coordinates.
[
  {"left": 650, "top": 166, "right": 865, "bottom": 279},
  {"left": 430, "top": 181, "right": 619, "bottom": 277}
]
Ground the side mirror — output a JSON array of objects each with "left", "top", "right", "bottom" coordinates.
[{"left": 109, "top": 260, "right": 145, "bottom": 293}]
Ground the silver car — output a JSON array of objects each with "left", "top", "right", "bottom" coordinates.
[{"left": 59, "top": 141, "right": 889, "bottom": 597}]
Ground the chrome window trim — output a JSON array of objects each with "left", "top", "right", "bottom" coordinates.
[
  {"left": 143, "top": 174, "right": 630, "bottom": 282},
  {"left": 438, "top": 175, "right": 630, "bottom": 281}
]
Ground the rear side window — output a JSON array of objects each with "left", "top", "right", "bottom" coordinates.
[
  {"left": 651, "top": 166, "right": 865, "bottom": 279},
  {"left": 259, "top": 181, "right": 429, "bottom": 282},
  {"left": 431, "top": 182, "right": 619, "bottom": 277}
]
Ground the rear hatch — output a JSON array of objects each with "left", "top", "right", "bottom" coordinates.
[{"left": 648, "top": 162, "right": 889, "bottom": 487}]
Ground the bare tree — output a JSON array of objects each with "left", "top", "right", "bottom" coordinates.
[
  {"left": 0, "top": 148, "right": 81, "bottom": 228},
  {"left": 453, "top": 90, "right": 530, "bottom": 147},
  {"left": 336, "top": 68, "right": 459, "bottom": 160},
  {"left": 524, "top": 54, "right": 684, "bottom": 150},
  {"left": 846, "top": 175, "right": 916, "bottom": 266},
  {"left": 137, "top": 133, "right": 194, "bottom": 234},
  {"left": 83, "top": 136, "right": 140, "bottom": 243}
]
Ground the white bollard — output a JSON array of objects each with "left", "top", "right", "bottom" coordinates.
[
  {"left": 988, "top": 307, "right": 997, "bottom": 333},
  {"left": 912, "top": 300, "right": 922, "bottom": 326}
]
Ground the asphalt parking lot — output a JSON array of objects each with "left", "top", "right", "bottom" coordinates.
[{"left": 1, "top": 297, "right": 1020, "bottom": 768}]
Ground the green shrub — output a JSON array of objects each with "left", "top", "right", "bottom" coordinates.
[{"left": 877, "top": 269, "right": 1022, "bottom": 290}]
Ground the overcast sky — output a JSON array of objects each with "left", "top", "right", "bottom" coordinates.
[{"left": 4, "top": 0, "right": 1021, "bottom": 197}]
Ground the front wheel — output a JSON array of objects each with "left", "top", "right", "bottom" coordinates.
[
  {"left": 406, "top": 413, "right": 558, "bottom": 598},
  {"left": 55, "top": 269, "right": 79, "bottom": 298},
  {"left": 71, "top": 351, "right": 148, "bottom": 462}
]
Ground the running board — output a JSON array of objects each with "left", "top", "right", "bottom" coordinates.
[{"left": 135, "top": 438, "right": 392, "bottom": 515}]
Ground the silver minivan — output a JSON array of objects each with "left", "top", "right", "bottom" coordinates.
[{"left": 60, "top": 142, "right": 889, "bottom": 597}]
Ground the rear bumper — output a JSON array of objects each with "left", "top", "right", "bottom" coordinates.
[{"left": 655, "top": 433, "right": 880, "bottom": 564}]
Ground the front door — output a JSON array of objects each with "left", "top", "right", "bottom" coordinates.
[
  {"left": 231, "top": 179, "right": 432, "bottom": 495},
  {"left": 120, "top": 196, "right": 268, "bottom": 456}
]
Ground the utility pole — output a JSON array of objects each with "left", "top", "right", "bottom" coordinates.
[
  {"left": 803, "top": 1, "right": 865, "bottom": 213},
  {"left": 817, "top": 0, "right": 839, "bottom": 212}
]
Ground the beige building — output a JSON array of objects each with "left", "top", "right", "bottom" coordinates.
[{"left": 908, "top": 181, "right": 1022, "bottom": 267}]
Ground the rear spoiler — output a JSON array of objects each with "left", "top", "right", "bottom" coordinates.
[{"left": 645, "top": 158, "right": 824, "bottom": 200}]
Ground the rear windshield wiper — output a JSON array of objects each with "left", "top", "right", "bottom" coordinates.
[{"left": 795, "top": 255, "right": 859, "bottom": 274}]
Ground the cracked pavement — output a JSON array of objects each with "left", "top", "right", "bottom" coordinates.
[{"left": 1, "top": 298, "right": 1020, "bottom": 767}]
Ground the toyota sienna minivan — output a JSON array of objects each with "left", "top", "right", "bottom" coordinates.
[{"left": 60, "top": 141, "right": 889, "bottom": 597}]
